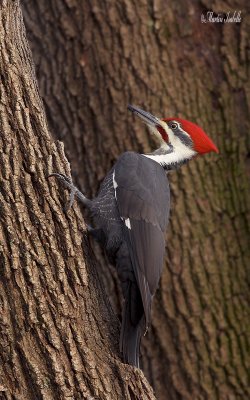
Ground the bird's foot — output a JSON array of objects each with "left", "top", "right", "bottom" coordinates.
[
  {"left": 48, "top": 172, "right": 91, "bottom": 210},
  {"left": 48, "top": 173, "right": 78, "bottom": 212}
]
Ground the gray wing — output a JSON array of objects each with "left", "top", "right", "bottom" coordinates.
[{"left": 114, "top": 152, "right": 170, "bottom": 327}]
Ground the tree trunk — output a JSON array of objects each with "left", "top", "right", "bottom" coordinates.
[
  {"left": 0, "top": 1, "right": 156, "bottom": 399},
  {"left": 22, "top": 0, "right": 250, "bottom": 399}
]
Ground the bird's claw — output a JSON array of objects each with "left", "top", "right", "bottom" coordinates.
[
  {"left": 48, "top": 172, "right": 77, "bottom": 212},
  {"left": 48, "top": 173, "right": 72, "bottom": 186},
  {"left": 66, "top": 185, "right": 77, "bottom": 212}
]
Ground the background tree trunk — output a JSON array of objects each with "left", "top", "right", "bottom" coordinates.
[
  {"left": 22, "top": 0, "right": 250, "bottom": 399},
  {"left": 0, "top": 1, "right": 156, "bottom": 399}
]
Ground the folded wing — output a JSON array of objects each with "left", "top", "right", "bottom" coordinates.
[{"left": 114, "top": 152, "right": 170, "bottom": 328}]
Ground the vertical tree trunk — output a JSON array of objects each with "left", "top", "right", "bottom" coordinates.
[
  {"left": 0, "top": 1, "right": 156, "bottom": 399},
  {"left": 22, "top": 0, "right": 250, "bottom": 399}
]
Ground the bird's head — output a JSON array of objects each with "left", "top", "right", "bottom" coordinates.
[{"left": 128, "top": 105, "right": 219, "bottom": 169}]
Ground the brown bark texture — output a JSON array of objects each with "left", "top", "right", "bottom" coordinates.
[
  {"left": 0, "top": 1, "right": 157, "bottom": 399},
  {"left": 21, "top": 0, "right": 250, "bottom": 399}
]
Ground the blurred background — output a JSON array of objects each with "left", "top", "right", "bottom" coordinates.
[{"left": 22, "top": 1, "right": 249, "bottom": 399}]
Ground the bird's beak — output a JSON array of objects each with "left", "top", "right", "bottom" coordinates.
[{"left": 128, "top": 105, "right": 161, "bottom": 127}]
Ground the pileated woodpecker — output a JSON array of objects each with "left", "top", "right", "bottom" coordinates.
[{"left": 49, "top": 105, "right": 219, "bottom": 368}]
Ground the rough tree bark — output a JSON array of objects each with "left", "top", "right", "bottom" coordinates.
[
  {"left": 0, "top": 1, "right": 156, "bottom": 399},
  {"left": 22, "top": 0, "right": 250, "bottom": 399}
]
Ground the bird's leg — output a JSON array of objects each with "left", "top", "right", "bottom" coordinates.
[{"left": 48, "top": 173, "right": 92, "bottom": 211}]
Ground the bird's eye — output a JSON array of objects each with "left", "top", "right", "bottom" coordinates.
[{"left": 170, "top": 122, "right": 178, "bottom": 130}]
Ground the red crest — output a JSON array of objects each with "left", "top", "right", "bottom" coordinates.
[{"left": 163, "top": 118, "right": 219, "bottom": 154}]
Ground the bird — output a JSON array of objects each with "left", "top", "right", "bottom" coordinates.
[{"left": 49, "top": 105, "right": 219, "bottom": 368}]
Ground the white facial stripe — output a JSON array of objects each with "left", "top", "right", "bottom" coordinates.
[
  {"left": 144, "top": 146, "right": 196, "bottom": 165},
  {"left": 158, "top": 120, "right": 191, "bottom": 140},
  {"left": 144, "top": 120, "right": 196, "bottom": 166},
  {"left": 173, "top": 121, "right": 190, "bottom": 137}
]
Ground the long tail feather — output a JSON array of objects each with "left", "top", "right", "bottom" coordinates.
[{"left": 120, "top": 283, "right": 145, "bottom": 368}]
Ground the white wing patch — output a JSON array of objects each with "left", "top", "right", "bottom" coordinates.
[
  {"left": 113, "top": 170, "right": 131, "bottom": 229},
  {"left": 112, "top": 170, "right": 118, "bottom": 199},
  {"left": 125, "top": 218, "right": 131, "bottom": 229}
]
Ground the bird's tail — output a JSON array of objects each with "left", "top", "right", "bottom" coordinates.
[{"left": 120, "top": 283, "right": 145, "bottom": 368}]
